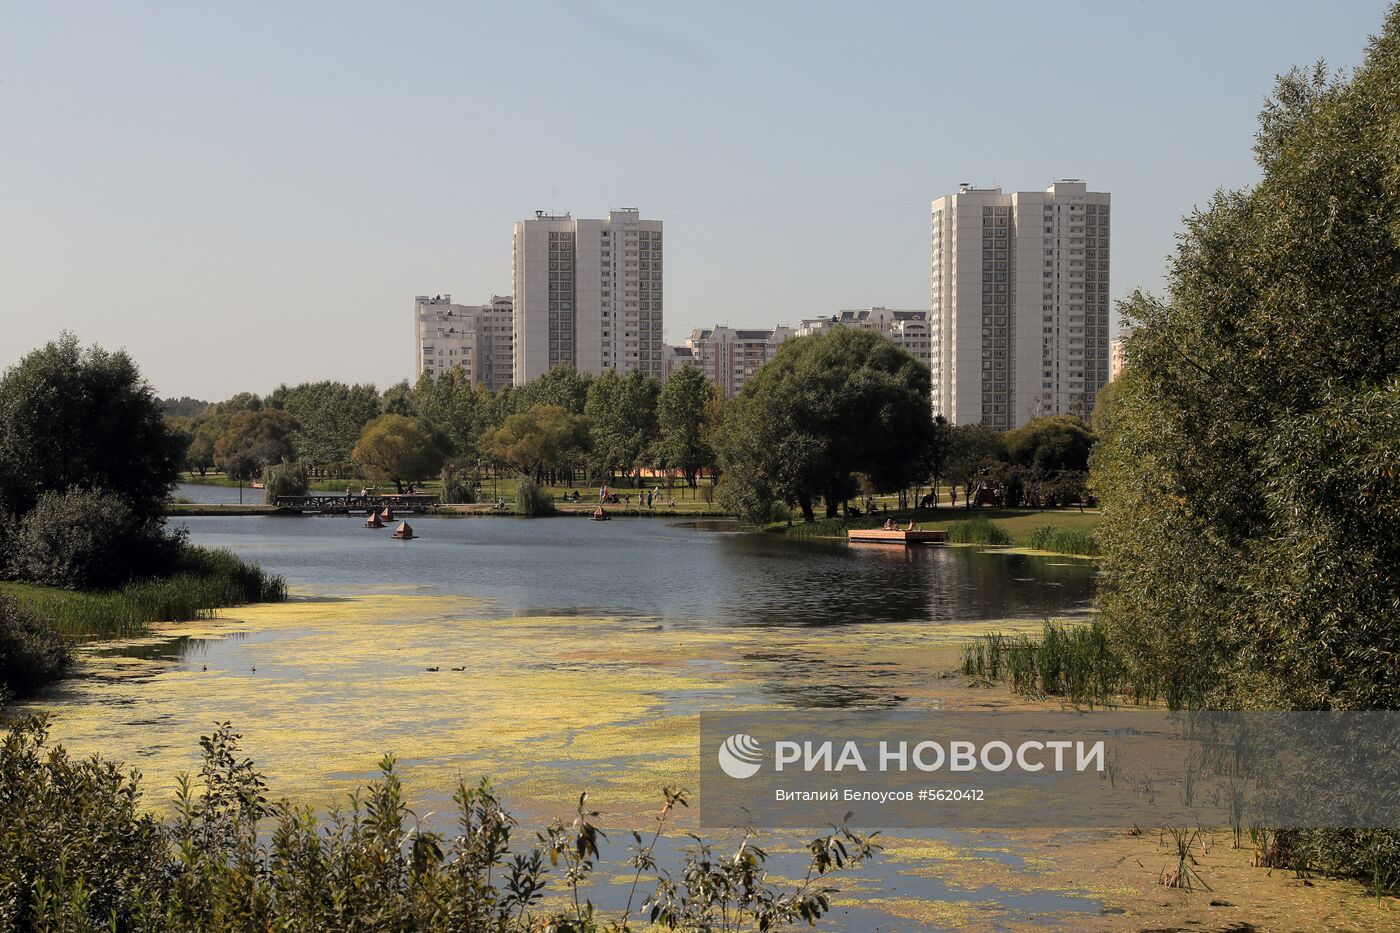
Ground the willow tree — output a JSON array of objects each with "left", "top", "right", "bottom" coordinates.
[
  {"left": 1092, "top": 9, "right": 1400, "bottom": 712},
  {"left": 714, "top": 328, "right": 933, "bottom": 522}
]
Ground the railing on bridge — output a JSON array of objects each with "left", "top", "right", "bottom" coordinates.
[{"left": 275, "top": 494, "right": 439, "bottom": 514}]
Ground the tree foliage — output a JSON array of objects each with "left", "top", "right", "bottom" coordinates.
[
  {"left": 265, "top": 381, "right": 381, "bottom": 466},
  {"left": 1092, "top": 13, "right": 1400, "bottom": 711},
  {"left": 6, "top": 488, "right": 182, "bottom": 591},
  {"left": 585, "top": 369, "right": 659, "bottom": 483},
  {"left": 213, "top": 410, "right": 299, "bottom": 480},
  {"left": 713, "top": 329, "right": 933, "bottom": 521},
  {"left": 0, "top": 594, "right": 68, "bottom": 699},
  {"left": 260, "top": 461, "right": 309, "bottom": 503},
  {"left": 1003, "top": 415, "right": 1094, "bottom": 474},
  {"left": 351, "top": 415, "right": 444, "bottom": 493},
  {"left": 656, "top": 367, "right": 719, "bottom": 488},
  {"left": 0, "top": 334, "right": 184, "bottom": 523},
  {"left": 483, "top": 405, "right": 589, "bottom": 483}
]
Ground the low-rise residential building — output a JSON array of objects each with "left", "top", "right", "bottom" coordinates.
[
  {"left": 686, "top": 325, "right": 795, "bottom": 397},
  {"left": 797, "top": 307, "right": 932, "bottom": 368},
  {"left": 414, "top": 294, "right": 514, "bottom": 389},
  {"left": 662, "top": 344, "right": 698, "bottom": 378}
]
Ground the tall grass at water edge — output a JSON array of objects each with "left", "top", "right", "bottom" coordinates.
[
  {"left": 1026, "top": 524, "right": 1100, "bottom": 556},
  {"left": 960, "top": 619, "right": 1172, "bottom": 707},
  {"left": 5, "top": 546, "right": 286, "bottom": 640}
]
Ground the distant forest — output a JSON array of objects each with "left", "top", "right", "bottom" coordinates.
[{"left": 162, "top": 396, "right": 211, "bottom": 418}]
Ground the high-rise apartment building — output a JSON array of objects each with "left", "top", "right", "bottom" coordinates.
[
  {"left": 930, "top": 181, "right": 1110, "bottom": 428},
  {"left": 797, "top": 307, "right": 932, "bottom": 368},
  {"left": 686, "top": 325, "right": 795, "bottom": 397},
  {"left": 512, "top": 208, "right": 663, "bottom": 385},
  {"left": 414, "top": 294, "right": 514, "bottom": 389}
]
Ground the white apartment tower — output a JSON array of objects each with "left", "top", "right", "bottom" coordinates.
[
  {"left": 414, "top": 294, "right": 514, "bottom": 390},
  {"left": 930, "top": 181, "right": 1110, "bottom": 428},
  {"left": 512, "top": 208, "right": 663, "bottom": 385}
]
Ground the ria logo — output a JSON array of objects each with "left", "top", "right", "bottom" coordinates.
[{"left": 718, "top": 733, "right": 764, "bottom": 779}]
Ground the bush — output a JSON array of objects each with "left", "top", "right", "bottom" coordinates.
[
  {"left": 5, "top": 487, "right": 183, "bottom": 590},
  {"left": 515, "top": 477, "right": 555, "bottom": 515},
  {"left": 1027, "top": 525, "right": 1101, "bottom": 556},
  {"left": 261, "top": 460, "right": 309, "bottom": 503},
  {"left": 945, "top": 516, "right": 1013, "bottom": 546},
  {"left": 440, "top": 463, "right": 476, "bottom": 504},
  {"left": 0, "top": 718, "right": 877, "bottom": 930},
  {"left": 0, "top": 593, "right": 68, "bottom": 698}
]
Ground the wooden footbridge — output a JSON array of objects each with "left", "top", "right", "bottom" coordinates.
[{"left": 275, "top": 494, "right": 439, "bottom": 514}]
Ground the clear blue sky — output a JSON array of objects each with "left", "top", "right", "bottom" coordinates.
[{"left": 1, "top": 1, "right": 1392, "bottom": 399}]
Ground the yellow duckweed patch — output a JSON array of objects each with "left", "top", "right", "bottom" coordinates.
[{"left": 16, "top": 592, "right": 1392, "bottom": 931}]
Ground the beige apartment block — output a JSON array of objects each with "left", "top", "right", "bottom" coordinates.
[
  {"left": 512, "top": 208, "right": 663, "bottom": 385},
  {"left": 931, "top": 180, "right": 1110, "bottom": 428},
  {"left": 1109, "top": 325, "right": 1134, "bottom": 382},
  {"left": 686, "top": 325, "right": 795, "bottom": 397},
  {"left": 414, "top": 294, "right": 514, "bottom": 390},
  {"left": 797, "top": 307, "right": 932, "bottom": 368},
  {"left": 662, "top": 344, "right": 698, "bottom": 378}
]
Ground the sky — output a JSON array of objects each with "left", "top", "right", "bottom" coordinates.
[{"left": 1, "top": 0, "right": 1393, "bottom": 400}]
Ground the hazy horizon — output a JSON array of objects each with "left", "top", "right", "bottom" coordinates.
[{"left": 2, "top": 1, "right": 1391, "bottom": 399}]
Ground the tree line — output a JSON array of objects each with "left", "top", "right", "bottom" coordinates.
[{"left": 173, "top": 328, "right": 1100, "bottom": 513}]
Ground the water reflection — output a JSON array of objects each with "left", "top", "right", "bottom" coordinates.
[{"left": 173, "top": 515, "right": 1096, "bottom": 628}]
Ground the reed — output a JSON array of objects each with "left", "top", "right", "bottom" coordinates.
[
  {"left": 944, "top": 516, "right": 1013, "bottom": 546},
  {"left": 1026, "top": 524, "right": 1100, "bottom": 556},
  {"left": 5, "top": 545, "right": 286, "bottom": 640},
  {"left": 961, "top": 619, "right": 1160, "bottom": 707}
]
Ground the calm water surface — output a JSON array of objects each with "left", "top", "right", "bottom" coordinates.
[{"left": 176, "top": 514, "right": 1096, "bottom": 625}]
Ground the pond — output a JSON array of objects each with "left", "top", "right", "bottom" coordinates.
[{"left": 19, "top": 514, "right": 1104, "bottom": 931}]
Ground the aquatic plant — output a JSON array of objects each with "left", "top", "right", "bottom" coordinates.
[
  {"left": 943, "top": 517, "right": 1012, "bottom": 546},
  {"left": 1159, "top": 825, "right": 1210, "bottom": 891},
  {"left": 1026, "top": 525, "right": 1100, "bottom": 557},
  {"left": 0, "top": 717, "right": 877, "bottom": 931},
  {"left": 4, "top": 545, "right": 286, "bottom": 640},
  {"left": 961, "top": 620, "right": 1160, "bottom": 707}
]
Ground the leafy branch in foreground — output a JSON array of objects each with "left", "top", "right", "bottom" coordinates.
[{"left": 0, "top": 717, "right": 876, "bottom": 931}]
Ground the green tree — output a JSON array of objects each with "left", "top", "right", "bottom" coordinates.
[
  {"left": 0, "top": 334, "right": 185, "bottom": 523},
  {"left": 585, "top": 369, "right": 660, "bottom": 485},
  {"left": 215, "top": 391, "right": 263, "bottom": 415},
  {"left": 261, "top": 460, "right": 310, "bottom": 503},
  {"left": 379, "top": 380, "right": 417, "bottom": 417},
  {"left": 1092, "top": 16, "right": 1400, "bottom": 712},
  {"left": 514, "top": 364, "right": 592, "bottom": 415},
  {"left": 656, "top": 367, "right": 718, "bottom": 488},
  {"left": 266, "top": 381, "right": 381, "bottom": 469},
  {"left": 351, "top": 415, "right": 445, "bottom": 493},
  {"left": 713, "top": 329, "right": 933, "bottom": 521},
  {"left": 412, "top": 371, "right": 488, "bottom": 461},
  {"left": 1003, "top": 415, "right": 1095, "bottom": 475},
  {"left": 214, "top": 410, "right": 299, "bottom": 480},
  {"left": 942, "top": 424, "right": 1005, "bottom": 507},
  {"left": 482, "top": 404, "right": 589, "bottom": 483},
  {"left": 185, "top": 413, "right": 226, "bottom": 476}
]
